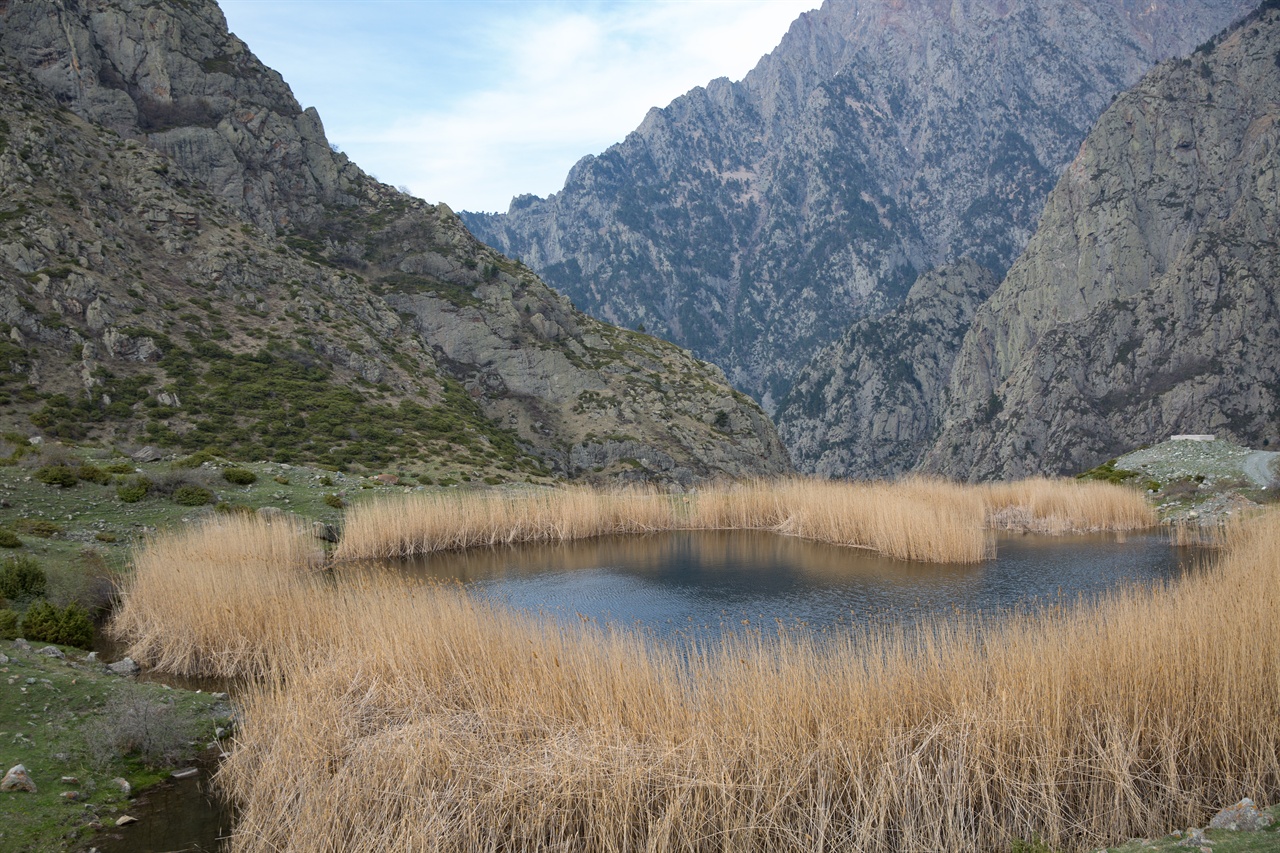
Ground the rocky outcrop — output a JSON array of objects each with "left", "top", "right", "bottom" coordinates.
[
  {"left": 777, "top": 260, "right": 996, "bottom": 477},
  {"left": 0, "top": 0, "right": 354, "bottom": 235},
  {"left": 0, "top": 0, "right": 790, "bottom": 484},
  {"left": 463, "top": 0, "right": 1252, "bottom": 409},
  {"left": 923, "top": 5, "right": 1280, "bottom": 479}
]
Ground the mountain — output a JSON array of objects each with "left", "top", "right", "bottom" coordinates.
[
  {"left": 463, "top": 0, "right": 1252, "bottom": 411},
  {"left": 921, "top": 2, "right": 1280, "bottom": 479},
  {"left": 0, "top": 0, "right": 789, "bottom": 486},
  {"left": 777, "top": 260, "right": 996, "bottom": 477}
]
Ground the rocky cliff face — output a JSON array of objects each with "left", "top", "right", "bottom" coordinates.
[
  {"left": 777, "top": 260, "right": 996, "bottom": 477},
  {"left": 922, "top": 4, "right": 1280, "bottom": 479},
  {"left": 0, "top": 0, "right": 789, "bottom": 485},
  {"left": 463, "top": 0, "right": 1252, "bottom": 410}
]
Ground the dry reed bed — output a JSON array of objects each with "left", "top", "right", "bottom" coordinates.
[
  {"left": 112, "top": 507, "right": 1280, "bottom": 852},
  {"left": 335, "top": 477, "right": 1154, "bottom": 565}
]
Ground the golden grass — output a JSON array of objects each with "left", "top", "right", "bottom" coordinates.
[
  {"left": 109, "top": 494, "right": 1280, "bottom": 852},
  {"left": 335, "top": 477, "right": 1154, "bottom": 565}
]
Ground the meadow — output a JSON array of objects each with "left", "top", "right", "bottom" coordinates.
[{"left": 106, "top": 477, "right": 1280, "bottom": 853}]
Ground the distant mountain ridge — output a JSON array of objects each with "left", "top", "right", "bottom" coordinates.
[
  {"left": 0, "top": 0, "right": 790, "bottom": 485},
  {"left": 464, "top": 0, "right": 1253, "bottom": 410}
]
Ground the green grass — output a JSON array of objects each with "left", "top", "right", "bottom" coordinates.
[
  {"left": 1105, "top": 806, "right": 1280, "bottom": 851},
  {"left": 0, "top": 642, "right": 230, "bottom": 852}
]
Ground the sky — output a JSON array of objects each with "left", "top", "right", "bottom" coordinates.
[{"left": 218, "top": 0, "right": 818, "bottom": 213}]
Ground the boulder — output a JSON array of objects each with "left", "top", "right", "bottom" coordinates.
[
  {"left": 312, "top": 521, "right": 339, "bottom": 543},
  {"left": 35, "top": 645, "right": 64, "bottom": 659},
  {"left": 107, "top": 657, "right": 141, "bottom": 676},
  {"left": 130, "top": 445, "right": 164, "bottom": 463},
  {"left": 1, "top": 764, "right": 37, "bottom": 793},
  {"left": 1208, "top": 798, "right": 1273, "bottom": 832},
  {"left": 110, "top": 777, "right": 132, "bottom": 796}
]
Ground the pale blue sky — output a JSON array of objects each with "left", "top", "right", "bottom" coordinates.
[{"left": 218, "top": 0, "right": 818, "bottom": 212}]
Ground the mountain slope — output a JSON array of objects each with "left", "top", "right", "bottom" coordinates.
[
  {"left": 463, "top": 0, "right": 1252, "bottom": 409},
  {"left": 0, "top": 0, "right": 789, "bottom": 485},
  {"left": 777, "top": 260, "right": 997, "bottom": 478},
  {"left": 922, "top": 3, "right": 1280, "bottom": 479}
]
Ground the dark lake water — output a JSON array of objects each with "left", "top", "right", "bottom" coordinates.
[
  {"left": 86, "top": 530, "right": 1195, "bottom": 852},
  {"left": 399, "top": 530, "right": 1196, "bottom": 638}
]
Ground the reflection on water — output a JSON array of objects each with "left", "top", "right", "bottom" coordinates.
[
  {"left": 87, "top": 760, "right": 233, "bottom": 853},
  {"left": 395, "top": 530, "right": 1194, "bottom": 638}
]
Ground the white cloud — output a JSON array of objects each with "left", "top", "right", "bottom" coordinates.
[{"left": 222, "top": 0, "right": 818, "bottom": 212}]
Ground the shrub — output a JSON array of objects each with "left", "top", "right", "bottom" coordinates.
[
  {"left": 215, "top": 501, "right": 255, "bottom": 515},
  {"left": 175, "top": 450, "right": 217, "bottom": 469},
  {"left": 0, "top": 555, "right": 46, "bottom": 600},
  {"left": 19, "top": 600, "right": 94, "bottom": 648},
  {"left": 104, "top": 461, "right": 135, "bottom": 475},
  {"left": 0, "top": 608, "right": 17, "bottom": 640},
  {"left": 0, "top": 529, "right": 20, "bottom": 548},
  {"left": 318, "top": 475, "right": 334, "bottom": 487},
  {"left": 82, "top": 694, "right": 195, "bottom": 771},
  {"left": 13, "top": 518, "right": 61, "bottom": 537},
  {"left": 223, "top": 467, "right": 258, "bottom": 485},
  {"left": 19, "top": 599, "right": 59, "bottom": 640},
  {"left": 117, "top": 477, "right": 151, "bottom": 503},
  {"left": 54, "top": 603, "right": 94, "bottom": 648},
  {"left": 173, "top": 485, "right": 214, "bottom": 506},
  {"left": 323, "top": 493, "right": 344, "bottom": 509},
  {"left": 35, "top": 464, "right": 78, "bottom": 487},
  {"left": 76, "top": 462, "right": 111, "bottom": 484}
]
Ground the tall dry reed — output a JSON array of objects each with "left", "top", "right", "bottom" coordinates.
[
  {"left": 189, "top": 512, "right": 1280, "bottom": 850},
  {"left": 112, "top": 507, "right": 1279, "bottom": 852},
  {"left": 336, "top": 477, "right": 1153, "bottom": 565}
]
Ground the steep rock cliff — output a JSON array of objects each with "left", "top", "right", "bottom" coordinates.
[
  {"left": 464, "top": 0, "right": 1252, "bottom": 409},
  {"left": 0, "top": 0, "right": 789, "bottom": 484},
  {"left": 778, "top": 260, "right": 996, "bottom": 477},
  {"left": 923, "top": 4, "right": 1280, "bottom": 478}
]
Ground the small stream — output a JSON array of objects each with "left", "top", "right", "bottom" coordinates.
[{"left": 87, "top": 530, "right": 1200, "bottom": 852}]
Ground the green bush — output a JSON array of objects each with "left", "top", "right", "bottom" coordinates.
[
  {"left": 174, "top": 450, "right": 217, "bottom": 469},
  {"left": 0, "top": 608, "right": 18, "bottom": 640},
  {"left": 0, "top": 529, "right": 20, "bottom": 548},
  {"left": 18, "top": 601, "right": 93, "bottom": 648},
  {"left": 103, "top": 461, "right": 135, "bottom": 475},
  {"left": 54, "top": 603, "right": 94, "bottom": 649},
  {"left": 35, "top": 464, "right": 78, "bottom": 487},
  {"left": 0, "top": 555, "right": 46, "bottom": 600},
  {"left": 116, "top": 476, "right": 151, "bottom": 503},
  {"left": 76, "top": 462, "right": 111, "bottom": 484},
  {"left": 19, "top": 599, "right": 59, "bottom": 641},
  {"left": 172, "top": 485, "right": 214, "bottom": 506},
  {"left": 222, "top": 467, "right": 257, "bottom": 485},
  {"left": 323, "top": 493, "right": 344, "bottom": 509}
]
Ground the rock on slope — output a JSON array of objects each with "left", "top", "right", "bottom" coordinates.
[
  {"left": 463, "top": 0, "right": 1251, "bottom": 409},
  {"left": 922, "top": 3, "right": 1280, "bottom": 479},
  {"left": 0, "top": 0, "right": 789, "bottom": 485},
  {"left": 777, "top": 260, "right": 996, "bottom": 478}
]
